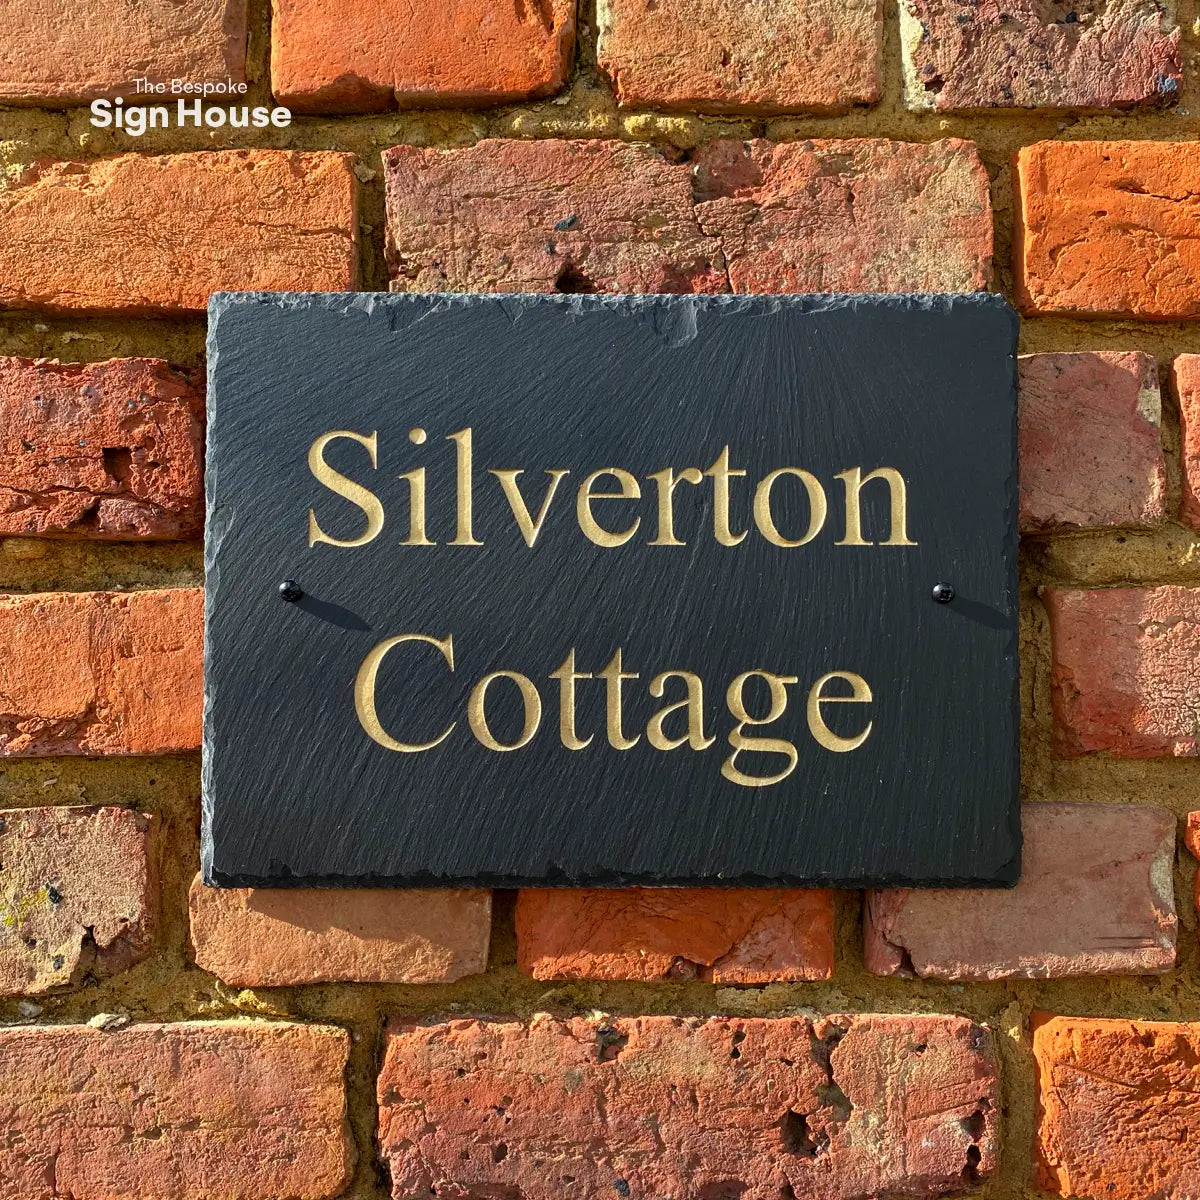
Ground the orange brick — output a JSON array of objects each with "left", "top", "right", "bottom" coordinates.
[
  {"left": 1171, "top": 355, "right": 1200, "bottom": 529},
  {"left": 597, "top": 0, "right": 881, "bottom": 113},
  {"left": 1034, "top": 1014, "right": 1200, "bottom": 1199},
  {"left": 379, "top": 1014, "right": 998, "bottom": 1198},
  {"left": 1016, "top": 140, "right": 1200, "bottom": 319},
  {"left": 516, "top": 887, "right": 834, "bottom": 982},
  {"left": 385, "top": 137, "right": 992, "bottom": 295},
  {"left": 0, "top": 589, "right": 202, "bottom": 756},
  {"left": 189, "top": 875, "right": 491, "bottom": 985},
  {"left": 0, "top": 151, "right": 357, "bottom": 316},
  {"left": 0, "top": 1021, "right": 353, "bottom": 1199},
  {"left": 0, "top": 0, "right": 247, "bottom": 106},
  {"left": 0, "top": 356, "right": 204, "bottom": 539},
  {"left": 272, "top": 0, "right": 575, "bottom": 113}
]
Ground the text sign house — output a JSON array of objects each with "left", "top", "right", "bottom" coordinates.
[{"left": 203, "top": 292, "right": 1020, "bottom": 888}]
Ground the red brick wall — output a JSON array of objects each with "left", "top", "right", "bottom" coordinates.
[{"left": 2, "top": 2, "right": 1200, "bottom": 1198}]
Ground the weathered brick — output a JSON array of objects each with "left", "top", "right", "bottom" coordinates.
[
  {"left": 0, "top": 589, "right": 202, "bottom": 757},
  {"left": 901, "top": 0, "right": 1181, "bottom": 111},
  {"left": 1016, "top": 140, "right": 1200, "bottom": 319},
  {"left": 272, "top": 0, "right": 575, "bottom": 113},
  {"left": 692, "top": 138, "right": 992, "bottom": 293},
  {"left": 0, "top": 1021, "right": 352, "bottom": 1199},
  {"left": 379, "top": 1013, "right": 997, "bottom": 1199},
  {"left": 0, "top": 806, "right": 156, "bottom": 995},
  {"left": 385, "top": 137, "right": 992, "bottom": 295},
  {"left": 516, "top": 887, "right": 834, "bottom": 982},
  {"left": 1185, "top": 812, "right": 1200, "bottom": 932},
  {"left": 1045, "top": 585, "right": 1200, "bottom": 757},
  {"left": 865, "top": 802, "right": 1175, "bottom": 980},
  {"left": 0, "top": 356, "right": 204, "bottom": 540},
  {"left": 1034, "top": 1014, "right": 1200, "bottom": 1199},
  {"left": 0, "top": 0, "right": 247, "bottom": 105},
  {"left": 1172, "top": 354, "right": 1200, "bottom": 529},
  {"left": 597, "top": 0, "right": 881, "bottom": 113},
  {"left": 1019, "top": 351, "right": 1165, "bottom": 533},
  {"left": 190, "top": 875, "right": 491, "bottom": 985},
  {"left": 0, "top": 151, "right": 357, "bottom": 316},
  {"left": 385, "top": 139, "right": 726, "bottom": 294}
]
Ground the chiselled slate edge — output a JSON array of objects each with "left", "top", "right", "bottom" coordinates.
[{"left": 202, "top": 290, "right": 1021, "bottom": 888}]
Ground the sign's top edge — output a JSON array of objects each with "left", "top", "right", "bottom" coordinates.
[{"left": 207, "top": 290, "right": 1018, "bottom": 320}]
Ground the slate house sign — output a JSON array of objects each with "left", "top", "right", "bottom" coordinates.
[{"left": 203, "top": 292, "right": 1020, "bottom": 889}]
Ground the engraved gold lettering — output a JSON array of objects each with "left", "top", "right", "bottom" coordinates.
[
  {"left": 577, "top": 469, "right": 642, "bottom": 548},
  {"left": 835, "top": 467, "right": 916, "bottom": 547},
  {"left": 491, "top": 469, "right": 570, "bottom": 548},
  {"left": 448, "top": 427, "right": 483, "bottom": 546},
  {"left": 753, "top": 468, "right": 827, "bottom": 547},
  {"left": 598, "top": 648, "right": 639, "bottom": 749},
  {"left": 468, "top": 671, "right": 542, "bottom": 751},
  {"left": 703, "top": 446, "right": 747, "bottom": 546},
  {"left": 354, "top": 633, "right": 455, "bottom": 751},
  {"left": 307, "top": 430, "right": 383, "bottom": 548},
  {"left": 549, "top": 649, "right": 593, "bottom": 750},
  {"left": 647, "top": 670, "right": 715, "bottom": 750},
  {"left": 647, "top": 467, "right": 703, "bottom": 546},
  {"left": 806, "top": 671, "right": 873, "bottom": 752},
  {"left": 399, "top": 427, "right": 434, "bottom": 546},
  {"left": 722, "top": 670, "right": 799, "bottom": 787},
  {"left": 399, "top": 467, "right": 433, "bottom": 546}
]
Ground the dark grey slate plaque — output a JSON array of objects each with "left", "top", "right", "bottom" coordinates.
[{"left": 203, "top": 292, "right": 1020, "bottom": 888}]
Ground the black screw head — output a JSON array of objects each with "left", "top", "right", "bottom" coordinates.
[
  {"left": 279, "top": 579, "right": 303, "bottom": 603},
  {"left": 932, "top": 582, "right": 955, "bottom": 604}
]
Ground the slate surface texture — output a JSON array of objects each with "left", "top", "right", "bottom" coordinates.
[{"left": 203, "top": 292, "right": 1019, "bottom": 888}]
